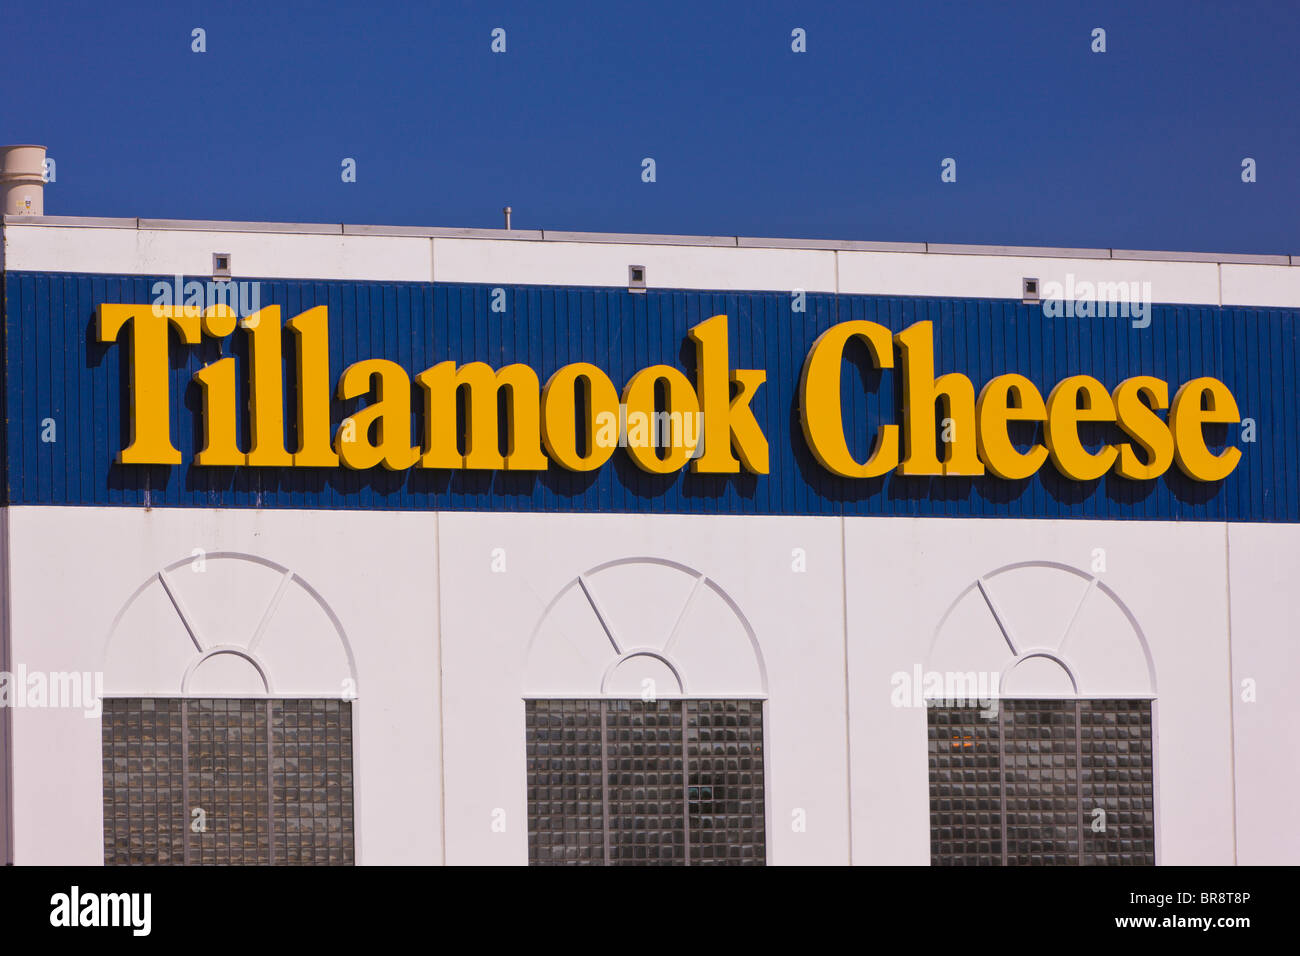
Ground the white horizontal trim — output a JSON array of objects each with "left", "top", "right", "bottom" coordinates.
[
  {"left": 3, "top": 224, "right": 433, "bottom": 282},
  {"left": 344, "top": 223, "right": 543, "bottom": 240},
  {"left": 4, "top": 218, "right": 1300, "bottom": 305},
  {"left": 739, "top": 236, "right": 926, "bottom": 253},
  {"left": 1111, "top": 248, "right": 1290, "bottom": 266},
  {"left": 542, "top": 229, "right": 736, "bottom": 246},
  {"left": 431, "top": 237, "right": 838, "bottom": 292},
  {"left": 3, "top": 214, "right": 139, "bottom": 229},
  {"left": 138, "top": 217, "right": 343, "bottom": 235},
  {"left": 1221, "top": 263, "right": 1300, "bottom": 308},
  {"left": 837, "top": 251, "right": 1223, "bottom": 305},
  {"left": 926, "top": 242, "right": 1110, "bottom": 260},
  {"left": 4, "top": 214, "right": 1294, "bottom": 263}
]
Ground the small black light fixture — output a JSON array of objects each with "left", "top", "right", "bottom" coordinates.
[
  {"left": 213, "top": 252, "right": 232, "bottom": 280},
  {"left": 1022, "top": 277, "right": 1039, "bottom": 304},
  {"left": 628, "top": 264, "right": 647, "bottom": 293}
]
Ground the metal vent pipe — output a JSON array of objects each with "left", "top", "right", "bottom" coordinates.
[{"left": 1, "top": 145, "right": 47, "bottom": 215}]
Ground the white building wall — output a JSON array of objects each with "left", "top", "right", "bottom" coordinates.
[
  {"left": 436, "top": 512, "right": 849, "bottom": 865},
  {"left": 1220, "top": 263, "right": 1300, "bottom": 308},
  {"left": 3, "top": 504, "right": 1294, "bottom": 864},
  {"left": 1226, "top": 523, "right": 1300, "bottom": 865},
  {"left": 835, "top": 251, "right": 1222, "bottom": 305},
  {"left": 431, "top": 238, "right": 839, "bottom": 292},
  {"left": 845, "top": 518, "right": 1238, "bottom": 866},
  {"left": 1, "top": 224, "right": 435, "bottom": 283},
  {"left": 3, "top": 506, "right": 443, "bottom": 865}
]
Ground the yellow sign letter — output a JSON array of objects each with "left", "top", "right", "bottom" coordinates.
[
  {"left": 1171, "top": 377, "right": 1242, "bottom": 481},
  {"left": 97, "top": 304, "right": 201, "bottom": 465},
  {"left": 688, "top": 314, "right": 769, "bottom": 474},
  {"left": 798, "top": 320, "right": 898, "bottom": 477},
  {"left": 894, "top": 320, "right": 983, "bottom": 476},
  {"left": 976, "top": 374, "right": 1048, "bottom": 480}
]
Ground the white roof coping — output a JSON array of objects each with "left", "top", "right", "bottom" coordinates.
[{"left": 2, "top": 214, "right": 1294, "bottom": 267}]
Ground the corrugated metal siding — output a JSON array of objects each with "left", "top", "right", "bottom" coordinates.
[{"left": 3, "top": 271, "right": 1296, "bottom": 521}]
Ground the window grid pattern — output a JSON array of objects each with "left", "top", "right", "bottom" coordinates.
[
  {"left": 1003, "top": 699, "right": 1079, "bottom": 865},
  {"left": 686, "top": 699, "right": 765, "bottom": 865},
  {"left": 927, "top": 703, "right": 1002, "bottom": 865},
  {"left": 102, "top": 699, "right": 187, "bottom": 865},
  {"left": 525, "top": 700, "right": 606, "bottom": 865},
  {"left": 606, "top": 700, "right": 685, "bottom": 865},
  {"left": 188, "top": 699, "right": 270, "bottom": 865},
  {"left": 273, "top": 699, "right": 355, "bottom": 865},
  {"left": 928, "top": 699, "right": 1155, "bottom": 866},
  {"left": 102, "top": 698, "right": 354, "bottom": 866},
  {"left": 1079, "top": 700, "right": 1156, "bottom": 865},
  {"left": 525, "top": 699, "right": 767, "bottom": 866}
]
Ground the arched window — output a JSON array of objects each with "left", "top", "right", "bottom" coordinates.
[
  {"left": 924, "top": 561, "right": 1157, "bottom": 866},
  {"left": 523, "top": 558, "right": 767, "bottom": 865},
  {"left": 99, "top": 553, "right": 357, "bottom": 865}
]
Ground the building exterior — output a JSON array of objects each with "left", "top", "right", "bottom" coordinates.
[{"left": 0, "top": 205, "right": 1297, "bottom": 865}]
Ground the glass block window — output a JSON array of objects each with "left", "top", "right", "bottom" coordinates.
[
  {"left": 1078, "top": 700, "right": 1158, "bottom": 865},
  {"left": 687, "top": 699, "right": 765, "bottom": 864},
  {"left": 526, "top": 699, "right": 766, "bottom": 866},
  {"left": 188, "top": 699, "right": 270, "bottom": 865},
  {"left": 102, "top": 699, "right": 188, "bottom": 865},
  {"left": 928, "top": 699, "right": 1155, "bottom": 866},
  {"left": 1003, "top": 699, "right": 1079, "bottom": 865},
  {"left": 102, "top": 698, "right": 354, "bottom": 866},
  {"left": 273, "top": 700, "right": 355, "bottom": 865},
  {"left": 606, "top": 700, "right": 685, "bottom": 864},
  {"left": 927, "top": 701, "right": 1002, "bottom": 865}
]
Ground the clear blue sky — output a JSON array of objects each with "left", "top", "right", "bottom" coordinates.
[{"left": 3, "top": 0, "right": 1297, "bottom": 253}]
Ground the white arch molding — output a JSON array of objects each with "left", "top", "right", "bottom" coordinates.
[
  {"left": 524, "top": 556, "right": 767, "bottom": 698},
  {"left": 925, "top": 560, "right": 1157, "bottom": 698},
  {"left": 100, "top": 551, "right": 358, "bottom": 698}
]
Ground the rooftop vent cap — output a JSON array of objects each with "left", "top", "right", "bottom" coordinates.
[{"left": 1, "top": 145, "right": 47, "bottom": 216}]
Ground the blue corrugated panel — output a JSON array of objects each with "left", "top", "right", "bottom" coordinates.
[{"left": 3, "top": 271, "right": 1296, "bottom": 521}]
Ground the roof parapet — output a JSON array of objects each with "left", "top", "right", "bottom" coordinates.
[{"left": 1, "top": 214, "right": 1294, "bottom": 267}]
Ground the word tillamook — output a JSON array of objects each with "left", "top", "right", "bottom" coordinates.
[
  {"left": 49, "top": 886, "right": 151, "bottom": 936},
  {"left": 98, "top": 305, "right": 1242, "bottom": 483},
  {"left": 99, "top": 307, "right": 763, "bottom": 475}
]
